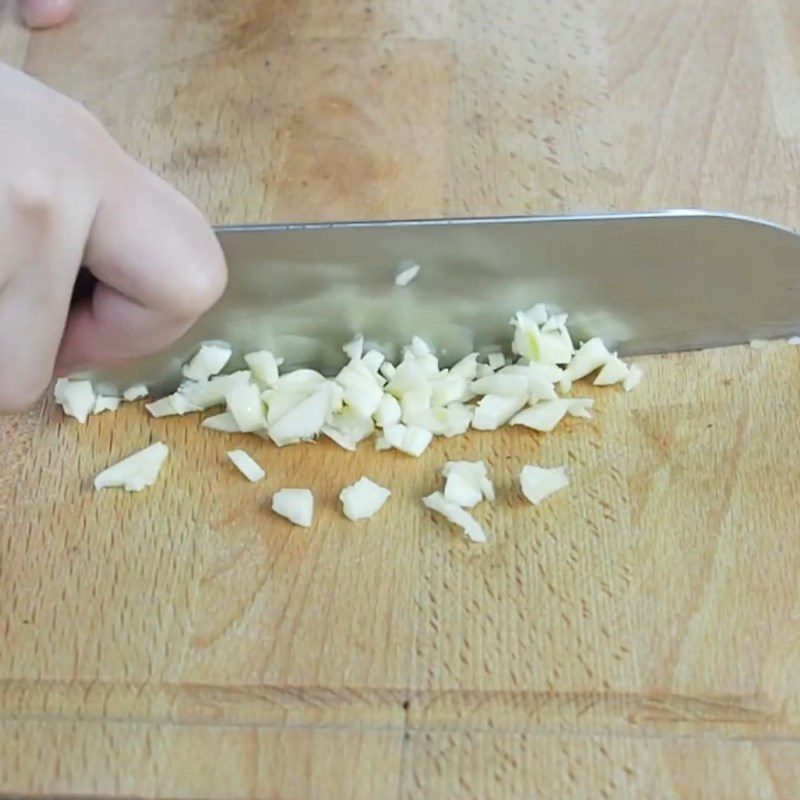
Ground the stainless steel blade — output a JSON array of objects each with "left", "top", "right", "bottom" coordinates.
[{"left": 84, "top": 210, "right": 800, "bottom": 393}]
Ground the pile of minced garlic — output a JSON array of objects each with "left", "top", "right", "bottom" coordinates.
[{"left": 55, "top": 303, "right": 642, "bottom": 542}]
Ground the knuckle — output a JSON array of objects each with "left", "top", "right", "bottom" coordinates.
[
  {"left": 8, "top": 168, "right": 62, "bottom": 218},
  {"left": 3, "top": 103, "right": 106, "bottom": 224}
]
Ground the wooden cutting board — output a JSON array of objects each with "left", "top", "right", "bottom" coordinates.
[{"left": 2, "top": 1, "right": 800, "bottom": 797}]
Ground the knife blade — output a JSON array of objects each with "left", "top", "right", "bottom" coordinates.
[{"left": 82, "top": 210, "right": 800, "bottom": 394}]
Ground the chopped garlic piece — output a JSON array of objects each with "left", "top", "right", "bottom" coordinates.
[
  {"left": 594, "top": 354, "right": 629, "bottom": 386},
  {"left": 623, "top": 364, "right": 643, "bottom": 392},
  {"left": 409, "top": 403, "right": 473, "bottom": 437},
  {"left": 511, "top": 399, "right": 570, "bottom": 432},
  {"left": 146, "top": 393, "right": 198, "bottom": 418},
  {"left": 339, "top": 477, "right": 391, "bottom": 520},
  {"left": 122, "top": 383, "right": 148, "bottom": 402},
  {"left": 227, "top": 449, "right": 265, "bottom": 482},
  {"left": 334, "top": 406, "right": 375, "bottom": 441},
  {"left": 431, "top": 374, "right": 469, "bottom": 406},
  {"left": 497, "top": 364, "right": 559, "bottom": 401},
  {"left": 182, "top": 343, "right": 232, "bottom": 382},
  {"left": 383, "top": 423, "right": 433, "bottom": 457},
  {"left": 788, "top": 336, "right": 800, "bottom": 346},
  {"left": 374, "top": 393, "right": 402, "bottom": 428},
  {"left": 409, "top": 336, "right": 433, "bottom": 358},
  {"left": 55, "top": 379, "right": 95, "bottom": 424},
  {"left": 203, "top": 412, "right": 240, "bottom": 433},
  {"left": 323, "top": 406, "right": 375, "bottom": 450},
  {"left": 225, "top": 383, "right": 267, "bottom": 432},
  {"left": 342, "top": 335, "right": 364, "bottom": 361},
  {"left": 524, "top": 303, "right": 549, "bottom": 325},
  {"left": 386, "top": 360, "right": 428, "bottom": 397},
  {"left": 567, "top": 398, "right": 594, "bottom": 418},
  {"left": 400, "top": 385, "right": 433, "bottom": 422},
  {"left": 94, "top": 442, "right": 168, "bottom": 492},
  {"left": 526, "top": 377, "right": 558, "bottom": 402},
  {"left": 501, "top": 362, "right": 562, "bottom": 382},
  {"left": 181, "top": 371, "right": 252, "bottom": 410},
  {"left": 419, "top": 353, "right": 441, "bottom": 379},
  {"left": 520, "top": 465, "right": 569, "bottom": 505},
  {"left": 263, "top": 388, "right": 308, "bottom": 425},
  {"left": 268, "top": 384, "right": 334, "bottom": 446},
  {"left": 336, "top": 360, "right": 384, "bottom": 417},
  {"left": 450, "top": 353, "right": 479, "bottom": 381},
  {"left": 379, "top": 361, "right": 396, "bottom": 381},
  {"left": 471, "top": 374, "right": 529, "bottom": 397},
  {"left": 273, "top": 368, "right": 328, "bottom": 392},
  {"left": 272, "top": 488, "right": 314, "bottom": 527},
  {"left": 562, "top": 337, "right": 611, "bottom": 388},
  {"left": 54, "top": 378, "right": 70, "bottom": 404},
  {"left": 511, "top": 310, "right": 573, "bottom": 365},
  {"left": 442, "top": 460, "right": 494, "bottom": 508},
  {"left": 472, "top": 394, "right": 526, "bottom": 430},
  {"left": 423, "top": 491, "right": 487, "bottom": 543},
  {"left": 93, "top": 395, "right": 120, "bottom": 414},
  {"left": 362, "top": 349, "right": 385, "bottom": 373},
  {"left": 322, "top": 426, "right": 357, "bottom": 451},
  {"left": 245, "top": 350, "right": 283, "bottom": 387},
  {"left": 443, "top": 471, "right": 481, "bottom": 507},
  {"left": 394, "top": 261, "right": 420, "bottom": 287},
  {"left": 331, "top": 381, "right": 352, "bottom": 414}
]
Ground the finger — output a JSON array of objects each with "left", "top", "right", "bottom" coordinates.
[
  {"left": 56, "top": 285, "right": 197, "bottom": 374},
  {"left": 56, "top": 156, "right": 227, "bottom": 373},
  {"left": 0, "top": 175, "right": 88, "bottom": 410},
  {"left": 19, "top": 0, "right": 77, "bottom": 29}
]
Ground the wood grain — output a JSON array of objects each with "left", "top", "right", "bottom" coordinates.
[{"left": 2, "top": 1, "right": 800, "bottom": 797}]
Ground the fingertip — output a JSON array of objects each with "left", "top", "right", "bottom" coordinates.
[
  {"left": 141, "top": 170, "right": 228, "bottom": 320},
  {"left": 170, "top": 223, "right": 228, "bottom": 320},
  {"left": 19, "top": 0, "right": 76, "bottom": 29}
]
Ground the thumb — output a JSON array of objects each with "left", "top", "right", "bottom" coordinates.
[{"left": 19, "top": 0, "right": 77, "bottom": 29}]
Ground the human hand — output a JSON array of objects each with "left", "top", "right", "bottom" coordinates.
[
  {"left": 18, "top": 0, "right": 77, "bottom": 29},
  {"left": 0, "top": 64, "right": 227, "bottom": 411}
]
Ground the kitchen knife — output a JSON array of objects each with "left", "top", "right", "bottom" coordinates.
[{"left": 83, "top": 210, "right": 800, "bottom": 394}]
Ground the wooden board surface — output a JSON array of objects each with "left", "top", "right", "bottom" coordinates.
[{"left": 2, "top": 1, "right": 800, "bottom": 797}]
